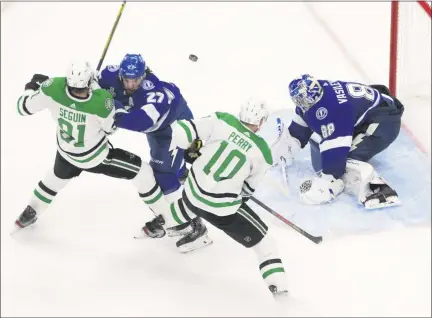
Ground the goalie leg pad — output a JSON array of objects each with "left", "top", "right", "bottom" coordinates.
[{"left": 343, "top": 159, "right": 401, "bottom": 209}]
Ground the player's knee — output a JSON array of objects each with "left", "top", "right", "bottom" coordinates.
[
  {"left": 153, "top": 171, "right": 181, "bottom": 195},
  {"left": 132, "top": 162, "right": 157, "bottom": 194},
  {"left": 251, "top": 233, "right": 277, "bottom": 257},
  {"left": 43, "top": 168, "right": 71, "bottom": 193},
  {"left": 54, "top": 153, "right": 82, "bottom": 179},
  {"left": 217, "top": 207, "right": 268, "bottom": 248}
]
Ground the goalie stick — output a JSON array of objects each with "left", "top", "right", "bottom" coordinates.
[
  {"left": 250, "top": 196, "right": 323, "bottom": 244},
  {"left": 275, "top": 117, "right": 290, "bottom": 191}
]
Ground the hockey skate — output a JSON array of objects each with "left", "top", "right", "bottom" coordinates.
[
  {"left": 363, "top": 184, "right": 401, "bottom": 210},
  {"left": 268, "top": 285, "right": 288, "bottom": 298},
  {"left": 14, "top": 206, "right": 38, "bottom": 230},
  {"left": 134, "top": 214, "right": 166, "bottom": 239},
  {"left": 174, "top": 217, "right": 213, "bottom": 253}
]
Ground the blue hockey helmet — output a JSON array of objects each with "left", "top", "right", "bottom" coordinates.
[
  {"left": 119, "top": 53, "right": 146, "bottom": 79},
  {"left": 288, "top": 74, "right": 323, "bottom": 112}
]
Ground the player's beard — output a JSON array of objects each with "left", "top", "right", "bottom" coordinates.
[
  {"left": 125, "top": 88, "right": 136, "bottom": 96},
  {"left": 122, "top": 77, "right": 142, "bottom": 96}
]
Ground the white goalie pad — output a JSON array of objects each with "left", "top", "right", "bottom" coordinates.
[{"left": 342, "top": 159, "right": 401, "bottom": 209}]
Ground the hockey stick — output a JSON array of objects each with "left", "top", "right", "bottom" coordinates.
[
  {"left": 96, "top": 1, "right": 127, "bottom": 72},
  {"left": 250, "top": 197, "right": 323, "bottom": 244},
  {"left": 275, "top": 117, "right": 290, "bottom": 192}
]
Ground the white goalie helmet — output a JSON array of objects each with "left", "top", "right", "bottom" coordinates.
[
  {"left": 66, "top": 60, "right": 94, "bottom": 89},
  {"left": 239, "top": 98, "right": 269, "bottom": 127}
]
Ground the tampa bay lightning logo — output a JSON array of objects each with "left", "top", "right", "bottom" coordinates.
[
  {"left": 142, "top": 80, "right": 155, "bottom": 90},
  {"left": 316, "top": 107, "right": 328, "bottom": 120}
]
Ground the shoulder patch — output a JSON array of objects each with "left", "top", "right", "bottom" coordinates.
[
  {"left": 107, "top": 65, "right": 119, "bottom": 72},
  {"left": 105, "top": 98, "right": 114, "bottom": 111},
  {"left": 142, "top": 80, "right": 155, "bottom": 90},
  {"left": 41, "top": 78, "right": 54, "bottom": 87}
]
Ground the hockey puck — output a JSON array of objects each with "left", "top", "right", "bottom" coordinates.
[{"left": 189, "top": 54, "right": 198, "bottom": 62}]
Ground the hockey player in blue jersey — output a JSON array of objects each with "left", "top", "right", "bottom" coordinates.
[
  {"left": 98, "top": 53, "right": 212, "bottom": 247},
  {"left": 275, "top": 74, "right": 404, "bottom": 209}
]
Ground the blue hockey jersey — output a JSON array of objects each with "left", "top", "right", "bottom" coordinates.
[
  {"left": 98, "top": 65, "right": 187, "bottom": 133},
  {"left": 288, "top": 80, "right": 386, "bottom": 179}
]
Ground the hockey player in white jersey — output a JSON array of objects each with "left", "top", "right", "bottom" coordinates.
[
  {"left": 14, "top": 61, "right": 173, "bottom": 232},
  {"left": 137, "top": 99, "right": 289, "bottom": 296}
]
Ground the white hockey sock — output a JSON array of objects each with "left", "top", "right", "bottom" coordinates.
[
  {"left": 168, "top": 194, "right": 196, "bottom": 227},
  {"left": 132, "top": 163, "right": 178, "bottom": 227},
  {"left": 252, "top": 234, "right": 288, "bottom": 290},
  {"left": 28, "top": 169, "right": 71, "bottom": 215}
]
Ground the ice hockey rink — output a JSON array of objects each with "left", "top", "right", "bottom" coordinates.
[{"left": 1, "top": 2, "right": 431, "bottom": 316}]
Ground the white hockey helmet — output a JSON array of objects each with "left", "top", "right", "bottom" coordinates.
[
  {"left": 239, "top": 98, "right": 269, "bottom": 127},
  {"left": 66, "top": 60, "right": 94, "bottom": 89}
]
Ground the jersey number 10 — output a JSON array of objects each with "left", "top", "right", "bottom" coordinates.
[{"left": 203, "top": 141, "right": 246, "bottom": 182}]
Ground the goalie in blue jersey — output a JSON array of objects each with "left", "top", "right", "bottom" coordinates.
[
  {"left": 98, "top": 54, "right": 211, "bottom": 247},
  {"left": 276, "top": 74, "right": 404, "bottom": 209}
]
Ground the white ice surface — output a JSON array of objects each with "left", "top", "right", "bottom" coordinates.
[{"left": 1, "top": 2, "right": 431, "bottom": 317}]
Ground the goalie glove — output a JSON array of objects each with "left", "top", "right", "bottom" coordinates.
[
  {"left": 184, "top": 139, "right": 203, "bottom": 164},
  {"left": 271, "top": 125, "right": 301, "bottom": 168},
  {"left": 299, "top": 173, "right": 344, "bottom": 205},
  {"left": 24, "top": 74, "right": 49, "bottom": 91}
]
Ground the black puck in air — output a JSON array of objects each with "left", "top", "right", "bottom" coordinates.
[{"left": 189, "top": 54, "right": 198, "bottom": 62}]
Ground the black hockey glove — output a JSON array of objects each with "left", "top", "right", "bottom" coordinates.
[
  {"left": 184, "top": 139, "right": 203, "bottom": 164},
  {"left": 370, "top": 84, "right": 391, "bottom": 96},
  {"left": 25, "top": 74, "right": 49, "bottom": 91},
  {"left": 240, "top": 190, "right": 253, "bottom": 204}
]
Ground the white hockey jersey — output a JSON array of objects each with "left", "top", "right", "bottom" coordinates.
[
  {"left": 17, "top": 77, "right": 115, "bottom": 169},
  {"left": 170, "top": 112, "right": 273, "bottom": 216}
]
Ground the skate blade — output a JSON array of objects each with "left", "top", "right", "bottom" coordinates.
[
  {"left": 10, "top": 221, "right": 26, "bottom": 235},
  {"left": 178, "top": 235, "right": 213, "bottom": 253},
  {"left": 364, "top": 196, "right": 402, "bottom": 210},
  {"left": 273, "top": 290, "right": 289, "bottom": 300},
  {"left": 133, "top": 228, "right": 165, "bottom": 239}
]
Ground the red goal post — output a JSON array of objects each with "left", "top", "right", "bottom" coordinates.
[{"left": 389, "top": 1, "right": 432, "bottom": 97}]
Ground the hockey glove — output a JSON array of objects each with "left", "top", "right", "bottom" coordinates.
[
  {"left": 25, "top": 74, "right": 49, "bottom": 91},
  {"left": 271, "top": 126, "right": 301, "bottom": 168},
  {"left": 184, "top": 139, "right": 203, "bottom": 164},
  {"left": 299, "top": 173, "right": 344, "bottom": 205}
]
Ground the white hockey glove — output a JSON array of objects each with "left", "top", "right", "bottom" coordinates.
[{"left": 299, "top": 173, "right": 344, "bottom": 205}]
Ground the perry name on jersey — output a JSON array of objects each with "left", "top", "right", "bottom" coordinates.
[
  {"left": 17, "top": 77, "right": 115, "bottom": 169},
  {"left": 171, "top": 112, "right": 273, "bottom": 216},
  {"left": 98, "top": 65, "right": 186, "bottom": 133},
  {"left": 289, "top": 80, "right": 387, "bottom": 178}
]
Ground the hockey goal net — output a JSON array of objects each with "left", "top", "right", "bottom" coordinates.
[{"left": 389, "top": 1, "right": 431, "bottom": 99}]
